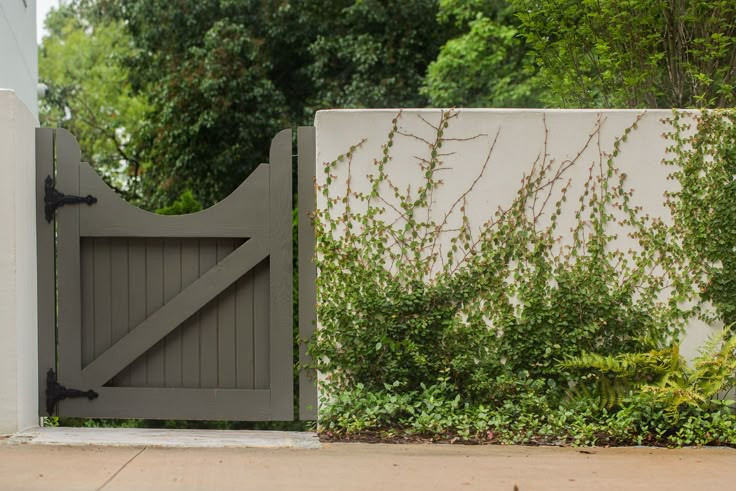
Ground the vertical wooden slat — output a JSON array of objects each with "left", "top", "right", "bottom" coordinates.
[
  {"left": 80, "top": 239, "right": 95, "bottom": 368},
  {"left": 253, "top": 260, "right": 270, "bottom": 390},
  {"left": 269, "top": 129, "right": 294, "bottom": 419},
  {"left": 235, "top": 271, "right": 255, "bottom": 390},
  {"left": 128, "top": 238, "right": 147, "bottom": 386},
  {"left": 146, "top": 238, "right": 165, "bottom": 386},
  {"left": 36, "top": 128, "right": 56, "bottom": 415},
  {"left": 93, "top": 238, "right": 112, "bottom": 364},
  {"left": 55, "top": 129, "right": 83, "bottom": 392},
  {"left": 164, "top": 239, "right": 183, "bottom": 387},
  {"left": 181, "top": 239, "right": 201, "bottom": 388},
  {"left": 110, "top": 239, "right": 130, "bottom": 386},
  {"left": 217, "top": 240, "right": 237, "bottom": 389},
  {"left": 298, "top": 126, "right": 318, "bottom": 419},
  {"left": 199, "top": 239, "right": 218, "bottom": 388},
  {"left": 218, "top": 242, "right": 237, "bottom": 388}
]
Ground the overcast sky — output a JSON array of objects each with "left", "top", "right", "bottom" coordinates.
[{"left": 36, "top": 0, "right": 59, "bottom": 43}]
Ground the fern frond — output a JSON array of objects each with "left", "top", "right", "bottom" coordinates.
[{"left": 598, "top": 376, "right": 628, "bottom": 409}]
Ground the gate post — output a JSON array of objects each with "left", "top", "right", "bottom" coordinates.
[{"left": 0, "top": 90, "right": 39, "bottom": 434}]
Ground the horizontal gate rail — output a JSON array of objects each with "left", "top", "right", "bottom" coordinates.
[
  {"left": 59, "top": 388, "right": 272, "bottom": 420},
  {"left": 78, "top": 163, "right": 270, "bottom": 237}
]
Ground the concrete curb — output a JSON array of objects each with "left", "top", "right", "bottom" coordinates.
[{"left": 5, "top": 427, "right": 321, "bottom": 449}]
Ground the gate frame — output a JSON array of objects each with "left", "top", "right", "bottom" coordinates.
[{"left": 36, "top": 127, "right": 318, "bottom": 421}]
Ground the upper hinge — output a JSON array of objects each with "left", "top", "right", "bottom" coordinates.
[{"left": 44, "top": 175, "right": 97, "bottom": 222}]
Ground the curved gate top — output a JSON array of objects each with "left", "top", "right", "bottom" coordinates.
[{"left": 36, "top": 127, "right": 317, "bottom": 421}]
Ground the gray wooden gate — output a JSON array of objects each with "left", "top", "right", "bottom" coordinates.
[{"left": 36, "top": 128, "right": 317, "bottom": 421}]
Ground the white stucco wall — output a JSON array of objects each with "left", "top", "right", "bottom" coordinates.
[
  {"left": 0, "top": 0, "right": 38, "bottom": 119},
  {"left": 315, "top": 109, "right": 715, "bottom": 360},
  {"left": 0, "top": 90, "right": 38, "bottom": 434}
]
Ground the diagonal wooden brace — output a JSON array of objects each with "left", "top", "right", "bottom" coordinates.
[{"left": 81, "top": 237, "right": 270, "bottom": 387}]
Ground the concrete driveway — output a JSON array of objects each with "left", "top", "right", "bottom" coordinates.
[{"left": 1, "top": 439, "right": 735, "bottom": 490}]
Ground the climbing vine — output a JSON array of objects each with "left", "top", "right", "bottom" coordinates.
[
  {"left": 665, "top": 109, "right": 736, "bottom": 325},
  {"left": 306, "top": 110, "right": 730, "bottom": 445}
]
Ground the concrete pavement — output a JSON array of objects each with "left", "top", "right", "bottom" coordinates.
[
  {"left": 7, "top": 427, "right": 321, "bottom": 449},
  {"left": 1, "top": 437, "right": 735, "bottom": 490}
]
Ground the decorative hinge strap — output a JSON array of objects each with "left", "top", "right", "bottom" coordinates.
[
  {"left": 44, "top": 175, "right": 97, "bottom": 223},
  {"left": 45, "top": 369, "right": 99, "bottom": 416}
]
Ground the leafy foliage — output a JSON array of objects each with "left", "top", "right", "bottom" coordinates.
[
  {"left": 666, "top": 110, "right": 736, "bottom": 324},
  {"left": 563, "top": 328, "right": 736, "bottom": 425},
  {"left": 39, "top": 4, "right": 149, "bottom": 201},
  {"left": 39, "top": 0, "right": 736, "bottom": 212},
  {"left": 422, "top": 0, "right": 541, "bottom": 107},
  {"left": 155, "top": 190, "right": 203, "bottom": 216},
  {"left": 42, "top": 0, "right": 450, "bottom": 208},
  {"left": 560, "top": 346, "right": 676, "bottom": 409},
  {"left": 309, "top": 110, "right": 715, "bottom": 444},
  {"left": 302, "top": 0, "right": 446, "bottom": 109},
  {"left": 319, "top": 370, "right": 736, "bottom": 447},
  {"left": 512, "top": 0, "right": 736, "bottom": 108},
  {"left": 136, "top": 18, "right": 286, "bottom": 208}
]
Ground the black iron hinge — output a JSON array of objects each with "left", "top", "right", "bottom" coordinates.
[
  {"left": 45, "top": 369, "right": 99, "bottom": 416},
  {"left": 44, "top": 175, "right": 97, "bottom": 223}
]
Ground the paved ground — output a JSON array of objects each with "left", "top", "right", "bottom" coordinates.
[{"left": 1, "top": 438, "right": 735, "bottom": 491}]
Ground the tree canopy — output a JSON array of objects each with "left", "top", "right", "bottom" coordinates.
[
  {"left": 39, "top": 5, "right": 148, "bottom": 200},
  {"left": 513, "top": 0, "right": 736, "bottom": 108},
  {"left": 39, "top": 0, "right": 736, "bottom": 208}
]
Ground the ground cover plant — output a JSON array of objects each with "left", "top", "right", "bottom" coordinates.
[{"left": 309, "top": 109, "right": 736, "bottom": 446}]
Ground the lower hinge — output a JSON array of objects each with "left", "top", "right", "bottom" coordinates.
[{"left": 45, "top": 369, "right": 99, "bottom": 416}]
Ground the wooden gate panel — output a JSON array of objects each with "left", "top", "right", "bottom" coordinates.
[
  {"left": 110, "top": 239, "right": 130, "bottom": 386},
  {"left": 56, "top": 129, "right": 84, "bottom": 390},
  {"left": 35, "top": 128, "right": 55, "bottom": 416},
  {"left": 181, "top": 239, "right": 201, "bottom": 388},
  {"left": 298, "top": 126, "right": 318, "bottom": 419},
  {"left": 78, "top": 164, "right": 269, "bottom": 238},
  {"left": 128, "top": 238, "right": 147, "bottom": 387},
  {"left": 267, "top": 129, "right": 293, "bottom": 420},
  {"left": 253, "top": 260, "right": 271, "bottom": 389},
  {"left": 38, "top": 128, "right": 296, "bottom": 420},
  {"left": 235, "top": 272, "right": 254, "bottom": 390},
  {"left": 163, "top": 239, "right": 182, "bottom": 388},
  {"left": 216, "top": 239, "right": 236, "bottom": 389},
  {"left": 78, "top": 237, "right": 271, "bottom": 392},
  {"left": 145, "top": 238, "right": 166, "bottom": 387},
  {"left": 198, "top": 238, "right": 219, "bottom": 389}
]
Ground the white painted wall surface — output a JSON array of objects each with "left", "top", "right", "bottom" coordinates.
[
  {"left": 315, "top": 109, "right": 715, "bottom": 360},
  {"left": 0, "top": 90, "right": 38, "bottom": 434},
  {"left": 0, "top": 0, "right": 38, "bottom": 119}
]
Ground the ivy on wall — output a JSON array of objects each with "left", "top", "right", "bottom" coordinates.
[
  {"left": 306, "top": 110, "right": 736, "bottom": 445},
  {"left": 666, "top": 110, "right": 736, "bottom": 325}
]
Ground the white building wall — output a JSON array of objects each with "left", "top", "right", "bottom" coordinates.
[
  {"left": 0, "top": 90, "right": 38, "bottom": 434},
  {"left": 315, "top": 109, "right": 716, "bottom": 360},
  {"left": 0, "top": 0, "right": 38, "bottom": 119}
]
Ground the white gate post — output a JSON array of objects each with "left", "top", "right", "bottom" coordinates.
[{"left": 0, "top": 90, "right": 39, "bottom": 434}]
